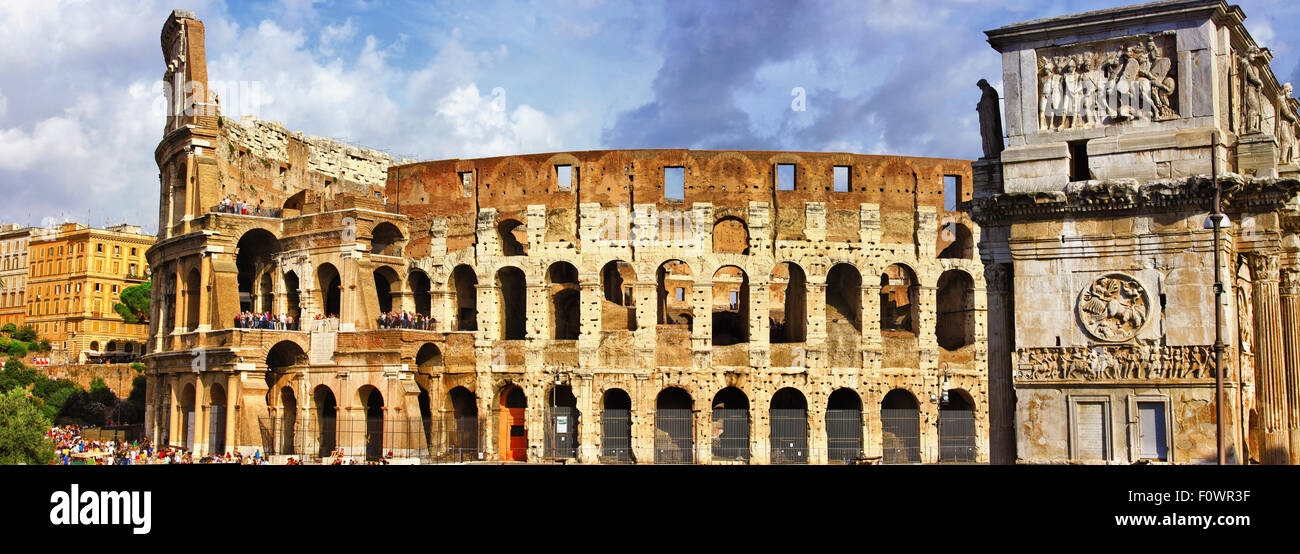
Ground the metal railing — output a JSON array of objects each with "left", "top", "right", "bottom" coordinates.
[
  {"left": 600, "top": 409, "right": 634, "bottom": 464},
  {"left": 258, "top": 415, "right": 485, "bottom": 462},
  {"left": 825, "top": 409, "right": 864, "bottom": 464},
  {"left": 769, "top": 409, "right": 809, "bottom": 464},
  {"left": 654, "top": 409, "right": 694, "bottom": 464},
  {"left": 711, "top": 408, "right": 750, "bottom": 462},
  {"left": 212, "top": 204, "right": 282, "bottom": 218},
  {"left": 881, "top": 408, "right": 922, "bottom": 464},
  {"left": 938, "top": 409, "right": 977, "bottom": 463}
]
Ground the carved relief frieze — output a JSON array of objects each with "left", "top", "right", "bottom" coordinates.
[
  {"left": 1077, "top": 273, "right": 1149, "bottom": 342},
  {"left": 1014, "top": 344, "right": 1215, "bottom": 382},
  {"left": 1036, "top": 33, "right": 1177, "bottom": 131}
]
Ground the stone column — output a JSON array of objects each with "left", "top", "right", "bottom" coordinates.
[
  {"left": 1250, "top": 254, "right": 1291, "bottom": 464},
  {"left": 984, "top": 263, "right": 1016, "bottom": 464},
  {"left": 1280, "top": 268, "right": 1300, "bottom": 464}
]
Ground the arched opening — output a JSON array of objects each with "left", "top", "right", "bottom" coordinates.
[
  {"left": 448, "top": 387, "right": 479, "bottom": 460},
  {"left": 208, "top": 383, "right": 227, "bottom": 455},
  {"left": 881, "top": 389, "right": 920, "bottom": 463},
  {"left": 279, "top": 386, "right": 297, "bottom": 456},
  {"left": 373, "top": 266, "right": 401, "bottom": 315},
  {"left": 498, "top": 219, "right": 527, "bottom": 256},
  {"left": 236, "top": 229, "right": 279, "bottom": 313},
  {"left": 312, "top": 385, "right": 338, "bottom": 458},
  {"left": 409, "top": 269, "right": 431, "bottom": 318},
  {"left": 283, "top": 271, "right": 301, "bottom": 325},
  {"left": 185, "top": 268, "right": 201, "bottom": 331},
  {"left": 711, "top": 387, "right": 750, "bottom": 462},
  {"left": 498, "top": 384, "right": 527, "bottom": 461},
  {"left": 712, "top": 217, "right": 749, "bottom": 254},
  {"left": 712, "top": 266, "right": 749, "bottom": 346},
  {"left": 769, "top": 388, "right": 808, "bottom": 464},
  {"left": 317, "top": 263, "right": 341, "bottom": 319},
  {"left": 881, "top": 264, "right": 919, "bottom": 334},
  {"left": 90, "top": 341, "right": 99, "bottom": 352},
  {"left": 370, "top": 222, "right": 404, "bottom": 257},
  {"left": 265, "top": 340, "right": 306, "bottom": 456},
  {"left": 769, "top": 262, "right": 807, "bottom": 343},
  {"left": 826, "top": 388, "right": 864, "bottom": 464},
  {"left": 416, "top": 343, "right": 443, "bottom": 371},
  {"left": 282, "top": 190, "right": 306, "bottom": 217},
  {"left": 939, "top": 389, "right": 976, "bottom": 462},
  {"left": 938, "top": 222, "right": 973, "bottom": 259},
  {"left": 545, "top": 385, "right": 579, "bottom": 459},
  {"left": 106, "top": 341, "right": 118, "bottom": 353},
  {"left": 496, "top": 267, "right": 527, "bottom": 340},
  {"left": 601, "top": 389, "right": 633, "bottom": 463},
  {"left": 655, "top": 387, "right": 694, "bottom": 464},
  {"left": 826, "top": 264, "right": 863, "bottom": 333},
  {"left": 450, "top": 265, "right": 478, "bottom": 331},
  {"left": 656, "top": 260, "right": 693, "bottom": 325},
  {"left": 936, "top": 270, "right": 976, "bottom": 351},
  {"left": 547, "top": 262, "right": 580, "bottom": 340},
  {"left": 600, "top": 260, "right": 637, "bottom": 331},
  {"left": 358, "top": 386, "right": 384, "bottom": 461},
  {"left": 180, "top": 383, "right": 196, "bottom": 451}
]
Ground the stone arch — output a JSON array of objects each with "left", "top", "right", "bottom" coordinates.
[
  {"left": 826, "top": 388, "right": 864, "bottom": 463},
  {"left": 373, "top": 265, "right": 403, "bottom": 315},
  {"left": 498, "top": 383, "right": 527, "bottom": 461},
  {"left": 881, "top": 263, "right": 919, "bottom": 334},
  {"left": 713, "top": 217, "right": 750, "bottom": 255},
  {"left": 496, "top": 266, "right": 527, "bottom": 340},
  {"left": 881, "top": 388, "right": 920, "bottom": 463},
  {"left": 600, "top": 260, "right": 637, "bottom": 331},
  {"left": 770, "top": 262, "right": 807, "bottom": 343},
  {"left": 655, "top": 387, "right": 694, "bottom": 464},
  {"left": 657, "top": 259, "right": 694, "bottom": 325},
  {"left": 317, "top": 263, "right": 342, "bottom": 319},
  {"left": 408, "top": 268, "right": 431, "bottom": 317},
  {"left": 416, "top": 342, "right": 443, "bottom": 371},
  {"left": 498, "top": 218, "right": 527, "bottom": 256},
  {"left": 938, "top": 222, "right": 974, "bottom": 259},
  {"left": 447, "top": 386, "right": 478, "bottom": 460},
  {"left": 939, "top": 388, "right": 977, "bottom": 462},
  {"left": 282, "top": 190, "right": 307, "bottom": 216},
  {"left": 545, "top": 384, "right": 579, "bottom": 458},
  {"left": 547, "top": 261, "right": 580, "bottom": 340},
  {"left": 236, "top": 228, "right": 279, "bottom": 313},
  {"left": 356, "top": 385, "right": 385, "bottom": 460},
  {"left": 450, "top": 264, "right": 478, "bottom": 331},
  {"left": 601, "top": 388, "right": 633, "bottom": 463},
  {"left": 712, "top": 265, "right": 749, "bottom": 346},
  {"left": 769, "top": 387, "right": 809, "bottom": 464},
  {"left": 185, "top": 267, "right": 201, "bottom": 331},
  {"left": 283, "top": 270, "right": 301, "bottom": 323},
  {"left": 711, "top": 386, "right": 750, "bottom": 462},
  {"left": 208, "top": 382, "right": 228, "bottom": 455},
  {"left": 936, "top": 269, "right": 976, "bottom": 351},
  {"left": 370, "top": 222, "right": 405, "bottom": 257},
  {"left": 312, "top": 385, "right": 338, "bottom": 458}
]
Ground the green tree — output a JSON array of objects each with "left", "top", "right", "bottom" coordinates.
[
  {"left": 0, "top": 388, "right": 55, "bottom": 465},
  {"left": 113, "top": 281, "right": 151, "bottom": 324},
  {"left": 0, "top": 323, "right": 15, "bottom": 336},
  {"left": 0, "top": 360, "right": 37, "bottom": 394},
  {"left": 11, "top": 325, "right": 36, "bottom": 342}
]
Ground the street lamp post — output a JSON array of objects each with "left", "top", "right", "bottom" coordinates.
[{"left": 1204, "top": 133, "right": 1229, "bottom": 466}]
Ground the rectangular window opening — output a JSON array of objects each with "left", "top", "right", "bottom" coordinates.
[
  {"left": 556, "top": 165, "right": 572, "bottom": 191},
  {"left": 676, "top": 287, "right": 685, "bottom": 302},
  {"left": 833, "top": 166, "right": 850, "bottom": 192},
  {"left": 943, "top": 175, "right": 960, "bottom": 211},
  {"left": 729, "top": 291, "right": 739, "bottom": 310},
  {"left": 1068, "top": 140, "right": 1090, "bottom": 182},
  {"left": 664, "top": 167, "right": 685, "bottom": 202},
  {"left": 776, "top": 163, "right": 796, "bottom": 191}
]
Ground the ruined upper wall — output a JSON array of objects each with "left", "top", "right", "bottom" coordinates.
[
  {"left": 211, "top": 117, "right": 394, "bottom": 214},
  {"left": 387, "top": 150, "right": 972, "bottom": 254}
]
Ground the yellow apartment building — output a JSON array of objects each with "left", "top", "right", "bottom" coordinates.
[{"left": 26, "top": 223, "right": 155, "bottom": 362}]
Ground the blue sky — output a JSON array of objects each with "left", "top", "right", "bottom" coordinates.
[{"left": 1, "top": 0, "right": 1297, "bottom": 235}]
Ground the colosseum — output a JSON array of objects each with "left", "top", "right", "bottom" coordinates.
[{"left": 144, "top": 9, "right": 987, "bottom": 464}]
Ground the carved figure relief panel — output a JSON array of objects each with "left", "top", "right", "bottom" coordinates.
[
  {"left": 1036, "top": 33, "right": 1177, "bottom": 131},
  {"left": 1014, "top": 344, "right": 1214, "bottom": 382},
  {"left": 1077, "top": 273, "right": 1149, "bottom": 342}
]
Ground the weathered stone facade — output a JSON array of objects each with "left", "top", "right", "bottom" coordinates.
[
  {"left": 143, "top": 10, "right": 986, "bottom": 464},
  {"left": 975, "top": 0, "right": 1300, "bottom": 464}
]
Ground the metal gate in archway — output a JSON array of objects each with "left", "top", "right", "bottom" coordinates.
[
  {"left": 826, "top": 409, "right": 863, "bottom": 464},
  {"left": 881, "top": 408, "right": 920, "bottom": 463},
  {"left": 769, "top": 409, "right": 808, "bottom": 464},
  {"left": 655, "top": 409, "right": 694, "bottom": 464},
  {"left": 711, "top": 408, "right": 750, "bottom": 462},
  {"left": 601, "top": 409, "right": 633, "bottom": 463},
  {"left": 939, "top": 408, "right": 976, "bottom": 462},
  {"left": 545, "top": 407, "right": 579, "bottom": 459}
]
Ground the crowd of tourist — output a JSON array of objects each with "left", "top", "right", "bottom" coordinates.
[
  {"left": 376, "top": 311, "right": 436, "bottom": 330},
  {"left": 234, "top": 312, "right": 298, "bottom": 330},
  {"left": 216, "top": 197, "right": 278, "bottom": 217},
  {"left": 46, "top": 425, "right": 400, "bottom": 466}
]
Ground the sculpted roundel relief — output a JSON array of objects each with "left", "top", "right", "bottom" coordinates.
[{"left": 1077, "top": 273, "right": 1149, "bottom": 342}]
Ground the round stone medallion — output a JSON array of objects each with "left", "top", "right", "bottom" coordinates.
[{"left": 1077, "top": 273, "right": 1150, "bottom": 342}]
